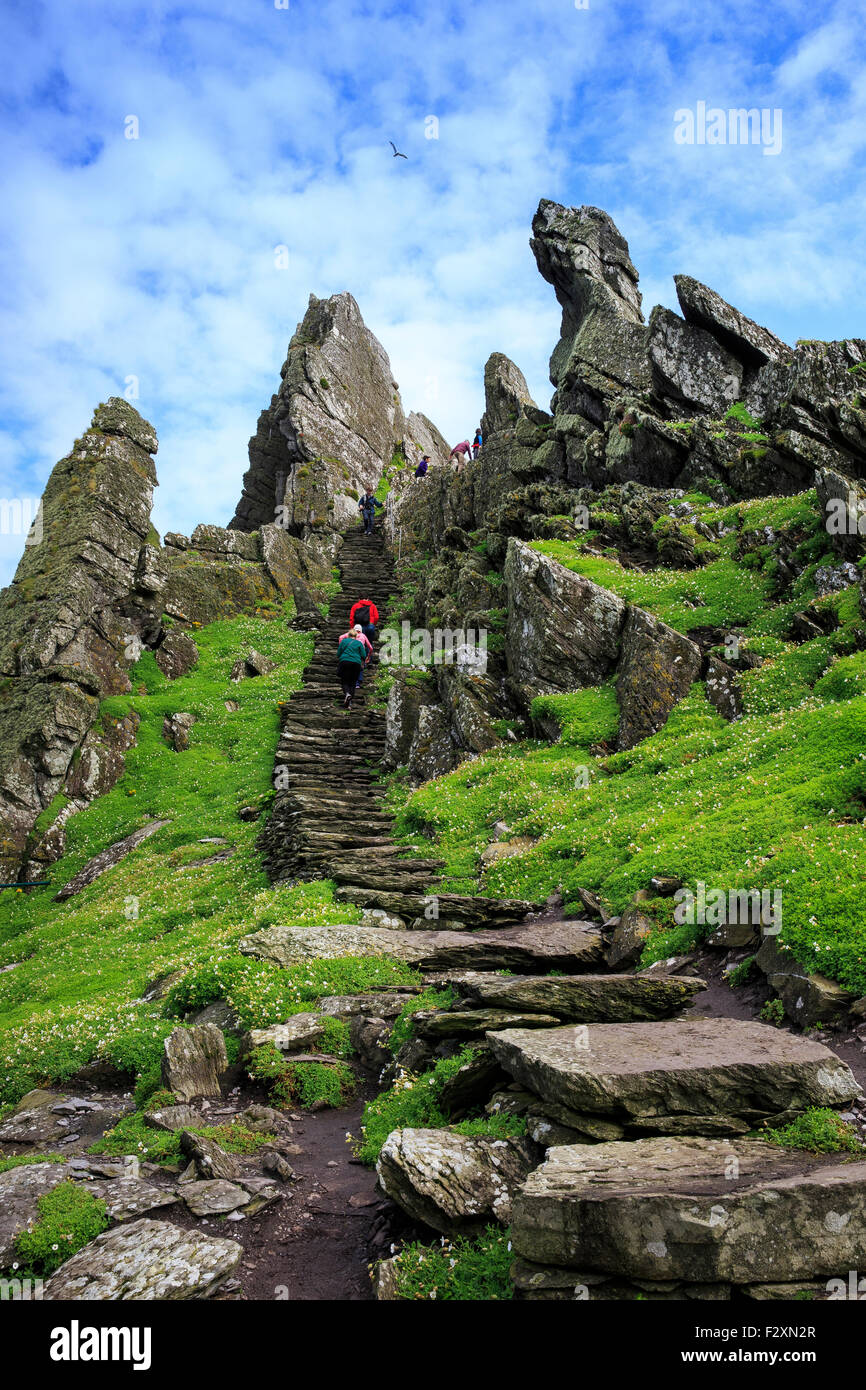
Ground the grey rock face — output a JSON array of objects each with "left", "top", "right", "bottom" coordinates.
[
  {"left": 511, "top": 1137, "right": 866, "bottom": 1284},
  {"left": 238, "top": 920, "right": 605, "bottom": 974},
  {"left": 242, "top": 1013, "right": 326, "bottom": 1054},
  {"left": 43, "top": 1216, "right": 242, "bottom": 1299},
  {"left": 487, "top": 1018, "right": 860, "bottom": 1124},
  {"left": 161, "top": 1024, "right": 228, "bottom": 1102},
  {"left": 505, "top": 538, "right": 626, "bottom": 700},
  {"left": 530, "top": 199, "right": 650, "bottom": 421},
  {"left": 376, "top": 1127, "right": 537, "bottom": 1234},
  {"left": 153, "top": 630, "right": 200, "bottom": 680},
  {"left": 53, "top": 819, "right": 170, "bottom": 901},
  {"left": 674, "top": 274, "right": 790, "bottom": 370},
  {"left": 404, "top": 410, "right": 450, "bottom": 469},
  {"left": 0, "top": 399, "right": 162, "bottom": 880},
  {"left": 615, "top": 606, "right": 702, "bottom": 749},
  {"left": 450, "top": 971, "right": 706, "bottom": 1022},
  {"left": 0, "top": 1162, "right": 175, "bottom": 1268},
  {"left": 647, "top": 305, "right": 742, "bottom": 415},
  {"left": 231, "top": 291, "right": 405, "bottom": 540},
  {"left": 756, "top": 936, "right": 857, "bottom": 1028},
  {"left": 480, "top": 353, "right": 537, "bottom": 438}
]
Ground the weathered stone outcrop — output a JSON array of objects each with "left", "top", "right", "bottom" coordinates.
[
  {"left": 511, "top": 1137, "right": 866, "bottom": 1285},
  {"left": 615, "top": 607, "right": 702, "bottom": 749},
  {"left": 487, "top": 1018, "right": 860, "bottom": 1132},
  {"left": 448, "top": 971, "right": 706, "bottom": 1022},
  {"left": 376, "top": 1128, "right": 537, "bottom": 1233},
  {"left": 161, "top": 1023, "right": 228, "bottom": 1102},
  {"left": 480, "top": 353, "right": 537, "bottom": 438},
  {"left": 674, "top": 274, "right": 790, "bottom": 371},
  {"left": 43, "top": 1217, "right": 241, "bottom": 1300},
  {"left": 230, "top": 292, "right": 406, "bottom": 545},
  {"left": 0, "top": 400, "right": 162, "bottom": 879},
  {"left": 238, "top": 920, "right": 605, "bottom": 974}
]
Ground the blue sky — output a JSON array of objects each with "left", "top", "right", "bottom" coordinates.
[{"left": 1, "top": 0, "right": 865, "bottom": 583}]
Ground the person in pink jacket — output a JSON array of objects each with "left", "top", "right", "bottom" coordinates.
[{"left": 448, "top": 441, "right": 472, "bottom": 473}]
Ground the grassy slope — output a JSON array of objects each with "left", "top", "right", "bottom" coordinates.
[
  {"left": 0, "top": 606, "right": 378, "bottom": 1106},
  {"left": 392, "top": 491, "right": 866, "bottom": 993}
]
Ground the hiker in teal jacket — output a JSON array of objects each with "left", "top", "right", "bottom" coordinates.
[{"left": 337, "top": 630, "right": 369, "bottom": 707}]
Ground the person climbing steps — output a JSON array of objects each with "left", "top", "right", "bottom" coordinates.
[
  {"left": 337, "top": 626, "right": 369, "bottom": 708},
  {"left": 348, "top": 596, "right": 379, "bottom": 646},
  {"left": 358, "top": 486, "right": 384, "bottom": 534}
]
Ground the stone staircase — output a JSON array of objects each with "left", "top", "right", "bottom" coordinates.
[{"left": 258, "top": 526, "right": 443, "bottom": 891}]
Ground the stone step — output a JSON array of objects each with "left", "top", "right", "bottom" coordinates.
[
  {"left": 511, "top": 1136, "right": 866, "bottom": 1287},
  {"left": 334, "top": 886, "right": 543, "bottom": 928},
  {"left": 446, "top": 972, "right": 707, "bottom": 1022},
  {"left": 238, "top": 920, "right": 608, "bottom": 975},
  {"left": 485, "top": 1017, "right": 861, "bottom": 1133}
]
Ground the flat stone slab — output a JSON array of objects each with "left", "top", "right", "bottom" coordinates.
[
  {"left": 487, "top": 1018, "right": 860, "bottom": 1122},
  {"left": 449, "top": 972, "right": 706, "bottom": 1022},
  {"left": 334, "top": 887, "right": 542, "bottom": 928},
  {"left": 376, "top": 1128, "right": 537, "bottom": 1235},
  {"left": 54, "top": 820, "right": 171, "bottom": 901},
  {"left": 243, "top": 1013, "right": 326, "bottom": 1054},
  {"left": 412, "top": 1009, "right": 562, "bottom": 1040},
  {"left": 511, "top": 1136, "right": 866, "bottom": 1284},
  {"left": 181, "top": 1179, "right": 251, "bottom": 1216},
  {"left": 238, "top": 922, "right": 605, "bottom": 974},
  {"left": 0, "top": 1162, "right": 176, "bottom": 1267},
  {"left": 44, "top": 1217, "right": 241, "bottom": 1299}
]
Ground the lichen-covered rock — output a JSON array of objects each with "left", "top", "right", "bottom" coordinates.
[
  {"left": 615, "top": 606, "right": 702, "bottom": 749},
  {"left": 43, "top": 1217, "right": 241, "bottom": 1300},
  {"left": 674, "top": 274, "right": 790, "bottom": 371},
  {"left": 448, "top": 971, "right": 706, "bottom": 1022},
  {"left": 376, "top": 1127, "right": 536, "bottom": 1234},
  {"left": 161, "top": 1024, "right": 228, "bottom": 1102},
  {"left": 0, "top": 400, "right": 162, "bottom": 879},
  {"left": 238, "top": 920, "right": 605, "bottom": 974},
  {"left": 511, "top": 1137, "right": 866, "bottom": 1284},
  {"left": 231, "top": 292, "right": 406, "bottom": 541},
  {"left": 0, "top": 1163, "right": 175, "bottom": 1268},
  {"left": 242, "top": 1013, "right": 326, "bottom": 1055},
  {"left": 487, "top": 1018, "right": 860, "bottom": 1125},
  {"left": 530, "top": 199, "right": 650, "bottom": 422},
  {"left": 162, "top": 711, "right": 196, "bottom": 751},
  {"left": 504, "top": 538, "right": 626, "bottom": 701},
  {"left": 480, "top": 353, "right": 537, "bottom": 438},
  {"left": 154, "top": 630, "right": 200, "bottom": 680},
  {"left": 647, "top": 305, "right": 742, "bottom": 415},
  {"left": 404, "top": 410, "right": 450, "bottom": 469},
  {"left": 756, "top": 936, "right": 857, "bottom": 1028},
  {"left": 704, "top": 655, "right": 743, "bottom": 721}
]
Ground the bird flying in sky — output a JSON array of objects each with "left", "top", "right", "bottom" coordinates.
[{"left": 389, "top": 141, "right": 408, "bottom": 159}]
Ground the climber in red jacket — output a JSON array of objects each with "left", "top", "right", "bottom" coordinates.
[{"left": 349, "top": 598, "right": 379, "bottom": 644}]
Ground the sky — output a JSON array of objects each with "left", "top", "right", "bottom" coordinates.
[{"left": 0, "top": 0, "right": 865, "bottom": 583}]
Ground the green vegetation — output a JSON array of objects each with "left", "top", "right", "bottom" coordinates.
[
  {"left": 0, "top": 1152, "right": 65, "bottom": 1174},
  {"left": 89, "top": 1112, "right": 278, "bottom": 1164},
  {"left": 382, "top": 1226, "right": 513, "bottom": 1300},
  {"left": 389, "top": 490, "right": 866, "bottom": 990},
  {"left": 388, "top": 987, "right": 455, "bottom": 1054},
  {"left": 354, "top": 1046, "right": 480, "bottom": 1163},
  {"left": 759, "top": 1107, "right": 862, "bottom": 1154},
  {"left": 0, "top": 607, "right": 387, "bottom": 1106},
  {"left": 246, "top": 1043, "right": 355, "bottom": 1110},
  {"left": 13, "top": 1181, "right": 109, "bottom": 1277}
]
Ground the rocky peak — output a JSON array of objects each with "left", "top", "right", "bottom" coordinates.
[
  {"left": 480, "top": 353, "right": 537, "bottom": 438},
  {"left": 231, "top": 291, "right": 406, "bottom": 545},
  {"left": 530, "top": 200, "right": 644, "bottom": 329}
]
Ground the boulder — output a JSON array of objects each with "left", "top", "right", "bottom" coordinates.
[
  {"left": 154, "top": 630, "right": 200, "bottom": 680},
  {"left": 242, "top": 1013, "right": 326, "bottom": 1055},
  {"left": 504, "top": 538, "right": 626, "bottom": 699},
  {"left": 161, "top": 1024, "right": 228, "bottom": 1102},
  {"left": 230, "top": 649, "right": 277, "bottom": 682},
  {"left": 606, "top": 903, "right": 656, "bottom": 969},
  {"left": 411, "top": 1008, "right": 562, "bottom": 1040},
  {"left": 704, "top": 655, "right": 743, "bottom": 721},
  {"left": 376, "top": 1128, "right": 537, "bottom": 1234},
  {"left": 0, "top": 1163, "right": 175, "bottom": 1268},
  {"left": 448, "top": 971, "right": 706, "bottom": 1022},
  {"left": 181, "top": 1179, "right": 251, "bottom": 1217},
  {"left": 334, "top": 887, "right": 538, "bottom": 930},
  {"left": 43, "top": 1217, "right": 241, "bottom": 1300},
  {"left": 487, "top": 1018, "right": 860, "bottom": 1125},
  {"left": 511, "top": 1136, "right": 866, "bottom": 1284},
  {"left": 162, "top": 711, "right": 196, "bottom": 751},
  {"left": 238, "top": 920, "right": 605, "bottom": 975},
  {"left": 179, "top": 1131, "right": 241, "bottom": 1181},
  {"left": 756, "top": 937, "right": 857, "bottom": 1028},
  {"left": 615, "top": 606, "right": 702, "bottom": 749}
]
